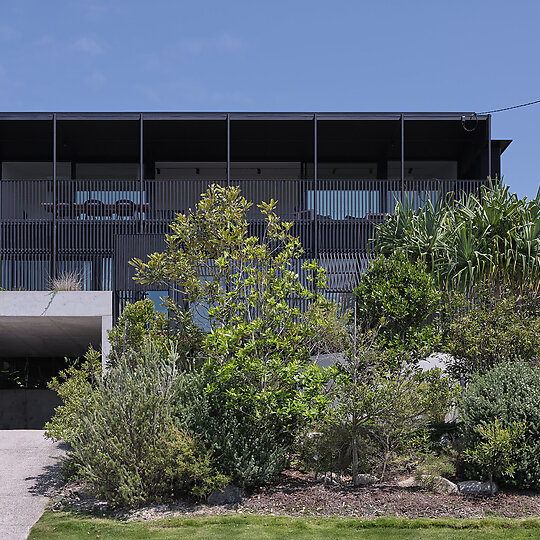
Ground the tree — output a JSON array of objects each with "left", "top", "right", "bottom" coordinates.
[
  {"left": 131, "top": 185, "right": 330, "bottom": 457},
  {"left": 353, "top": 253, "right": 441, "bottom": 363},
  {"left": 375, "top": 181, "right": 540, "bottom": 296},
  {"left": 464, "top": 418, "right": 525, "bottom": 495}
]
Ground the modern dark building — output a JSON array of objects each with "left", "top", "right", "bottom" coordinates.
[
  {"left": 0, "top": 111, "right": 510, "bottom": 426},
  {"left": 0, "top": 111, "right": 509, "bottom": 301}
]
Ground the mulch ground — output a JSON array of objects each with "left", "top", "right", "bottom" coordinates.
[
  {"left": 237, "top": 470, "right": 540, "bottom": 519},
  {"left": 59, "top": 470, "right": 540, "bottom": 520}
]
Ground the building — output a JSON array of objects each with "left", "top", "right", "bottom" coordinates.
[{"left": 0, "top": 112, "right": 509, "bottom": 424}]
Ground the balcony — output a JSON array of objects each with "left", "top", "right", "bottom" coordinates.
[{"left": 0, "top": 177, "right": 488, "bottom": 294}]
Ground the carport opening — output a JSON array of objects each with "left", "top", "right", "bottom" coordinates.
[{"left": 0, "top": 356, "right": 75, "bottom": 389}]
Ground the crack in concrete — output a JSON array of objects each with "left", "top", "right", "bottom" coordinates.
[{"left": 40, "top": 292, "right": 57, "bottom": 316}]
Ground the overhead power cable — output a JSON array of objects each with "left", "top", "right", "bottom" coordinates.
[{"left": 479, "top": 99, "right": 540, "bottom": 114}]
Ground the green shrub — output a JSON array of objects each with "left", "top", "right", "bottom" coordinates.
[
  {"left": 353, "top": 253, "right": 441, "bottom": 361},
  {"left": 460, "top": 362, "right": 540, "bottom": 490},
  {"left": 464, "top": 418, "right": 525, "bottom": 494},
  {"left": 45, "top": 348, "right": 101, "bottom": 443},
  {"left": 107, "top": 299, "right": 168, "bottom": 359},
  {"left": 174, "top": 372, "right": 288, "bottom": 488},
  {"left": 68, "top": 342, "right": 226, "bottom": 507},
  {"left": 443, "top": 292, "right": 540, "bottom": 378}
]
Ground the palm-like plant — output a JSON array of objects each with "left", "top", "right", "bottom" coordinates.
[{"left": 374, "top": 181, "right": 540, "bottom": 296}]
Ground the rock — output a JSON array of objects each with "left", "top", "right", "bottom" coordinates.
[
  {"left": 426, "top": 475, "right": 458, "bottom": 495},
  {"left": 398, "top": 475, "right": 458, "bottom": 494},
  {"left": 356, "top": 474, "right": 378, "bottom": 486},
  {"left": 207, "top": 485, "right": 245, "bottom": 505},
  {"left": 458, "top": 480, "right": 498, "bottom": 496},
  {"left": 397, "top": 476, "right": 417, "bottom": 488}
]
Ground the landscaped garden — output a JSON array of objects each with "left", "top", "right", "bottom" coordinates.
[{"left": 32, "top": 181, "right": 540, "bottom": 537}]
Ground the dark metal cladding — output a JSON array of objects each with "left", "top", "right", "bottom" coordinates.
[{"left": 0, "top": 112, "right": 504, "bottom": 317}]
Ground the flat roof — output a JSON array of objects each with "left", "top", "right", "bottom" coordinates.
[{"left": 0, "top": 111, "right": 490, "bottom": 121}]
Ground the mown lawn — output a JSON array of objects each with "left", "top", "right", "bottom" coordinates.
[{"left": 29, "top": 511, "right": 540, "bottom": 539}]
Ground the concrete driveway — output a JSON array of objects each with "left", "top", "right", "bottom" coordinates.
[{"left": 0, "top": 430, "right": 66, "bottom": 540}]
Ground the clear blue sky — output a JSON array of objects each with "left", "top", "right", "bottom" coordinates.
[{"left": 0, "top": 0, "right": 539, "bottom": 199}]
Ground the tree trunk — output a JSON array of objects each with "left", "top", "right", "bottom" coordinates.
[{"left": 352, "top": 436, "right": 359, "bottom": 487}]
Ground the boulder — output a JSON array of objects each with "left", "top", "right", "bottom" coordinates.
[
  {"left": 397, "top": 476, "right": 417, "bottom": 488},
  {"left": 207, "top": 485, "right": 245, "bottom": 505},
  {"left": 427, "top": 475, "right": 458, "bottom": 495},
  {"left": 356, "top": 474, "right": 378, "bottom": 486},
  {"left": 458, "top": 480, "right": 498, "bottom": 496},
  {"left": 398, "top": 475, "right": 458, "bottom": 494}
]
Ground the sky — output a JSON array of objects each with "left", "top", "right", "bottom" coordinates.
[{"left": 0, "top": 0, "right": 539, "bottom": 199}]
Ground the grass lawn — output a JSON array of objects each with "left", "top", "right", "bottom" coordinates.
[{"left": 29, "top": 511, "right": 540, "bottom": 539}]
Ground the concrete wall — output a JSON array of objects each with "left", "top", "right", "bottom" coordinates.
[
  {"left": 0, "top": 390, "right": 61, "bottom": 429},
  {"left": 0, "top": 291, "right": 113, "bottom": 368}
]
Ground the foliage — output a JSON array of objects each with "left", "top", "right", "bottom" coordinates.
[
  {"left": 132, "top": 185, "right": 330, "bottom": 453},
  {"left": 413, "top": 452, "right": 456, "bottom": 489},
  {"left": 303, "top": 300, "right": 351, "bottom": 355},
  {"left": 464, "top": 418, "right": 525, "bottom": 494},
  {"left": 174, "top": 371, "right": 288, "bottom": 488},
  {"left": 375, "top": 181, "right": 540, "bottom": 295},
  {"left": 353, "top": 254, "right": 441, "bottom": 361},
  {"left": 443, "top": 290, "right": 540, "bottom": 378},
  {"left": 44, "top": 348, "right": 101, "bottom": 443},
  {"left": 321, "top": 328, "right": 456, "bottom": 485},
  {"left": 460, "top": 361, "right": 540, "bottom": 490},
  {"left": 49, "top": 271, "right": 82, "bottom": 291},
  {"left": 107, "top": 299, "right": 169, "bottom": 360},
  {"left": 67, "top": 342, "right": 226, "bottom": 506}
]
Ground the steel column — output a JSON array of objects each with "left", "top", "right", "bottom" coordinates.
[
  {"left": 400, "top": 114, "right": 405, "bottom": 200},
  {"left": 227, "top": 114, "right": 231, "bottom": 186},
  {"left": 52, "top": 113, "right": 57, "bottom": 280},
  {"left": 139, "top": 114, "right": 144, "bottom": 233},
  {"left": 488, "top": 114, "right": 492, "bottom": 179},
  {"left": 314, "top": 113, "right": 318, "bottom": 262}
]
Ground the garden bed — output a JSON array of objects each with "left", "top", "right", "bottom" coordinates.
[{"left": 55, "top": 470, "right": 540, "bottom": 521}]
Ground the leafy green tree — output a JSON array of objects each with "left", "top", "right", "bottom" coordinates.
[
  {"left": 353, "top": 253, "right": 441, "bottom": 362},
  {"left": 464, "top": 418, "right": 525, "bottom": 495},
  {"left": 131, "top": 185, "right": 330, "bottom": 463}
]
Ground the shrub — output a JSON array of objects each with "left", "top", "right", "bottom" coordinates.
[
  {"left": 67, "top": 342, "right": 226, "bottom": 506},
  {"left": 303, "top": 300, "right": 350, "bottom": 356},
  {"left": 107, "top": 299, "right": 168, "bottom": 360},
  {"left": 460, "top": 361, "right": 540, "bottom": 490},
  {"left": 315, "top": 327, "right": 456, "bottom": 485},
  {"left": 464, "top": 418, "right": 525, "bottom": 494},
  {"left": 443, "top": 292, "right": 540, "bottom": 378},
  {"left": 174, "top": 371, "right": 289, "bottom": 488},
  {"left": 45, "top": 348, "right": 101, "bottom": 443},
  {"left": 353, "top": 254, "right": 441, "bottom": 362}
]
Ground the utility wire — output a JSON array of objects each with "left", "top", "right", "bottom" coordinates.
[{"left": 479, "top": 99, "right": 540, "bottom": 114}]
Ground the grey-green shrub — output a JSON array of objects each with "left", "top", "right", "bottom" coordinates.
[
  {"left": 174, "top": 372, "right": 288, "bottom": 488},
  {"left": 69, "top": 342, "right": 227, "bottom": 507},
  {"left": 460, "top": 361, "right": 540, "bottom": 490}
]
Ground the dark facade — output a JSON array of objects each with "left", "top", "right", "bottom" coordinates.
[{"left": 0, "top": 112, "right": 509, "bottom": 314}]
